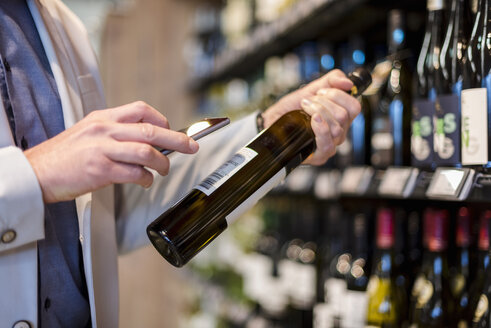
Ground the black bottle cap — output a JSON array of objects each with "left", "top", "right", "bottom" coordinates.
[{"left": 348, "top": 67, "right": 372, "bottom": 96}]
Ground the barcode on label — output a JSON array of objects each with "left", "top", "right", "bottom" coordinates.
[{"left": 195, "top": 147, "right": 258, "bottom": 196}]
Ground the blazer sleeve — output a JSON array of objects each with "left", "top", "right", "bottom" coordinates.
[
  {"left": 0, "top": 146, "right": 44, "bottom": 252},
  {"left": 115, "top": 113, "right": 259, "bottom": 254}
]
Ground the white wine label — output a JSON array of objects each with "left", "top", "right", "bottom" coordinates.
[
  {"left": 195, "top": 147, "right": 258, "bottom": 196},
  {"left": 225, "top": 168, "right": 286, "bottom": 224},
  {"left": 313, "top": 303, "right": 334, "bottom": 328},
  {"left": 461, "top": 88, "right": 488, "bottom": 165},
  {"left": 290, "top": 263, "right": 316, "bottom": 309},
  {"left": 242, "top": 253, "right": 273, "bottom": 301},
  {"left": 343, "top": 290, "right": 368, "bottom": 327},
  {"left": 324, "top": 278, "right": 347, "bottom": 322}
]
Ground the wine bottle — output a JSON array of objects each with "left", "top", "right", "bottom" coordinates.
[
  {"left": 461, "top": 0, "right": 491, "bottom": 167},
  {"left": 366, "top": 208, "right": 404, "bottom": 327},
  {"left": 147, "top": 68, "right": 372, "bottom": 267},
  {"left": 466, "top": 210, "right": 490, "bottom": 327},
  {"left": 343, "top": 212, "right": 372, "bottom": 328},
  {"left": 313, "top": 204, "right": 347, "bottom": 328},
  {"left": 285, "top": 202, "right": 317, "bottom": 328},
  {"left": 435, "top": 0, "right": 473, "bottom": 165},
  {"left": 450, "top": 207, "right": 472, "bottom": 326},
  {"left": 411, "top": 0, "right": 447, "bottom": 168},
  {"left": 410, "top": 208, "right": 452, "bottom": 328},
  {"left": 471, "top": 210, "right": 491, "bottom": 327},
  {"left": 370, "top": 10, "right": 412, "bottom": 168}
]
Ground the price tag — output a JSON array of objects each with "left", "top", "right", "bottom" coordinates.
[
  {"left": 426, "top": 167, "right": 475, "bottom": 200},
  {"left": 378, "top": 167, "right": 419, "bottom": 198},
  {"left": 340, "top": 166, "right": 374, "bottom": 195}
]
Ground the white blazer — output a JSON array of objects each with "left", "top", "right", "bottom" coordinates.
[{"left": 0, "top": 0, "right": 258, "bottom": 327}]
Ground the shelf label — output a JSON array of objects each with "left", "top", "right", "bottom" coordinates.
[
  {"left": 340, "top": 166, "right": 374, "bottom": 195},
  {"left": 426, "top": 167, "right": 475, "bottom": 200},
  {"left": 314, "top": 170, "right": 341, "bottom": 199},
  {"left": 378, "top": 167, "right": 419, "bottom": 198}
]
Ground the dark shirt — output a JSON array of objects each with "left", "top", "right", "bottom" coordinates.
[{"left": 0, "top": 1, "right": 91, "bottom": 327}]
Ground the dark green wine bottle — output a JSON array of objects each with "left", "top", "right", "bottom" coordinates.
[{"left": 147, "top": 68, "right": 372, "bottom": 267}]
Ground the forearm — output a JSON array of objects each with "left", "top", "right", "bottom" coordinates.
[{"left": 0, "top": 146, "right": 44, "bottom": 252}]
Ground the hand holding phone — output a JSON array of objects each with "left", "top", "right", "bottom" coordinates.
[{"left": 159, "top": 117, "right": 230, "bottom": 155}]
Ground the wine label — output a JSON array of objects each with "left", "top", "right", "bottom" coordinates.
[
  {"left": 313, "top": 303, "right": 334, "bottom": 328},
  {"left": 473, "top": 294, "right": 489, "bottom": 323},
  {"left": 427, "top": 0, "right": 444, "bottom": 10},
  {"left": 195, "top": 147, "right": 258, "bottom": 196},
  {"left": 290, "top": 263, "right": 316, "bottom": 309},
  {"left": 343, "top": 290, "right": 368, "bottom": 327},
  {"left": 324, "top": 278, "right": 347, "bottom": 324},
  {"left": 242, "top": 253, "right": 273, "bottom": 301},
  {"left": 434, "top": 94, "right": 460, "bottom": 165},
  {"left": 411, "top": 99, "right": 434, "bottom": 166},
  {"left": 225, "top": 168, "right": 286, "bottom": 224},
  {"left": 461, "top": 88, "right": 488, "bottom": 165},
  {"left": 371, "top": 112, "right": 393, "bottom": 167}
]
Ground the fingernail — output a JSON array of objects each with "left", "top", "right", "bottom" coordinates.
[
  {"left": 189, "top": 139, "right": 199, "bottom": 152},
  {"left": 317, "top": 88, "right": 328, "bottom": 95}
]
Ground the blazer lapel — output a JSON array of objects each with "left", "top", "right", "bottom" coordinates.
[{"left": 0, "top": 99, "right": 14, "bottom": 148}]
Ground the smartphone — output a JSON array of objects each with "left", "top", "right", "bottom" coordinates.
[{"left": 159, "top": 117, "right": 230, "bottom": 155}]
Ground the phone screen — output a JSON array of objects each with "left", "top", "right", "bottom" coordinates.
[{"left": 160, "top": 117, "right": 230, "bottom": 155}]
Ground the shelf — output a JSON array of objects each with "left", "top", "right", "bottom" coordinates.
[
  {"left": 270, "top": 165, "right": 491, "bottom": 204},
  {"left": 189, "top": 0, "right": 426, "bottom": 91}
]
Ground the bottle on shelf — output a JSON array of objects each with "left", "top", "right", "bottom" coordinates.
[
  {"left": 147, "top": 68, "right": 371, "bottom": 268},
  {"left": 411, "top": 0, "right": 448, "bottom": 168},
  {"left": 282, "top": 201, "right": 317, "bottom": 328},
  {"left": 470, "top": 209, "right": 491, "bottom": 327},
  {"left": 460, "top": 0, "right": 491, "bottom": 167},
  {"left": 409, "top": 208, "right": 453, "bottom": 327},
  {"left": 365, "top": 207, "right": 405, "bottom": 327},
  {"left": 343, "top": 212, "right": 372, "bottom": 328},
  {"left": 313, "top": 204, "right": 350, "bottom": 328},
  {"left": 466, "top": 209, "right": 491, "bottom": 327},
  {"left": 450, "top": 207, "right": 473, "bottom": 326},
  {"left": 370, "top": 9, "right": 412, "bottom": 168},
  {"left": 435, "top": 0, "right": 473, "bottom": 166}
]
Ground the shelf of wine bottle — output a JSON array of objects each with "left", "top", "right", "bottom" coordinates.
[{"left": 188, "top": 0, "right": 425, "bottom": 91}]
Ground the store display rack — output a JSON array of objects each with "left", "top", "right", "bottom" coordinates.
[{"left": 189, "top": 0, "right": 425, "bottom": 91}]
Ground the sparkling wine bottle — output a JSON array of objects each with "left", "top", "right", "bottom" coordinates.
[
  {"left": 409, "top": 208, "right": 453, "bottom": 328},
  {"left": 343, "top": 212, "right": 372, "bottom": 328},
  {"left": 435, "top": 0, "right": 473, "bottom": 165},
  {"left": 411, "top": 0, "right": 447, "bottom": 168},
  {"left": 461, "top": 0, "right": 491, "bottom": 167},
  {"left": 370, "top": 10, "right": 412, "bottom": 168},
  {"left": 366, "top": 208, "right": 405, "bottom": 328},
  {"left": 147, "top": 68, "right": 372, "bottom": 267},
  {"left": 450, "top": 207, "right": 472, "bottom": 326},
  {"left": 466, "top": 210, "right": 490, "bottom": 327}
]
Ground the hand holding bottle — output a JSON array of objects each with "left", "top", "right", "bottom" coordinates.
[{"left": 261, "top": 69, "right": 362, "bottom": 165}]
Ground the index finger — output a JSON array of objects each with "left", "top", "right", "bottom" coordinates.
[{"left": 108, "top": 101, "right": 170, "bottom": 129}]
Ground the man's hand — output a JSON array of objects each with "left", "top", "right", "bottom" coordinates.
[
  {"left": 25, "top": 101, "right": 199, "bottom": 203},
  {"left": 261, "top": 69, "right": 362, "bottom": 165}
]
